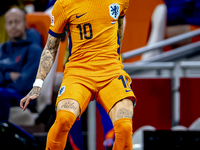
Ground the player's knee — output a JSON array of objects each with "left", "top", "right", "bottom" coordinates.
[
  {"left": 122, "top": 121, "right": 132, "bottom": 134},
  {"left": 112, "top": 118, "right": 133, "bottom": 149},
  {"left": 55, "top": 110, "right": 76, "bottom": 132},
  {"left": 113, "top": 118, "right": 132, "bottom": 135}
]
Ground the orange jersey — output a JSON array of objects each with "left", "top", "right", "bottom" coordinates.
[{"left": 49, "top": 0, "right": 129, "bottom": 77}]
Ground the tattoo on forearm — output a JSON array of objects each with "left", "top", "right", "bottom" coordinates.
[
  {"left": 36, "top": 35, "right": 60, "bottom": 80},
  {"left": 60, "top": 102, "right": 78, "bottom": 111},
  {"left": 37, "top": 50, "right": 54, "bottom": 80},
  {"left": 28, "top": 87, "right": 41, "bottom": 97},
  {"left": 117, "top": 108, "right": 133, "bottom": 119}
]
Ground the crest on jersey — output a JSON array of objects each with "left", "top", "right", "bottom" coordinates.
[
  {"left": 58, "top": 86, "right": 65, "bottom": 96},
  {"left": 109, "top": 3, "right": 120, "bottom": 20}
]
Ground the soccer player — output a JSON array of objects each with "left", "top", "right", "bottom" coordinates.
[{"left": 20, "top": 0, "right": 136, "bottom": 149}]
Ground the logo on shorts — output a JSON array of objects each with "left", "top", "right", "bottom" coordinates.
[
  {"left": 58, "top": 86, "right": 65, "bottom": 96},
  {"left": 109, "top": 3, "right": 120, "bottom": 20},
  {"left": 125, "top": 89, "right": 132, "bottom": 92},
  {"left": 51, "top": 15, "right": 55, "bottom": 26}
]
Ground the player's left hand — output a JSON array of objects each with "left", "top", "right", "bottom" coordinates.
[{"left": 20, "top": 86, "right": 41, "bottom": 111}]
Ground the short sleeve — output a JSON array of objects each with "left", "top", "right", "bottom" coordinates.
[
  {"left": 49, "top": 0, "right": 67, "bottom": 38},
  {"left": 120, "top": 0, "right": 129, "bottom": 18}
]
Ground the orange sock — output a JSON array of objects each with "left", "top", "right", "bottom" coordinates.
[
  {"left": 45, "top": 110, "right": 76, "bottom": 150},
  {"left": 113, "top": 118, "right": 133, "bottom": 150}
]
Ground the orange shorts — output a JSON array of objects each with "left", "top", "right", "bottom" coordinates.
[{"left": 56, "top": 69, "right": 136, "bottom": 117}]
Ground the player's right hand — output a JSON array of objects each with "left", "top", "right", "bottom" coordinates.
[{"left": 20, "top": 86, "right": 41, "bottom": 111}]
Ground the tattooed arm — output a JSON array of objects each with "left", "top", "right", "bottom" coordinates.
[
  {"left": 118, "top": 16, "right": 125, "bottom": 61},
  {"left": 118, "top": 16, "right": 124, "bottom": 47},
  {"left": 20, "top": 34, "right": 60, "bottom": 111},
  {"left": 36, "top": 34, "right": 60, "bottom": 80}
]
